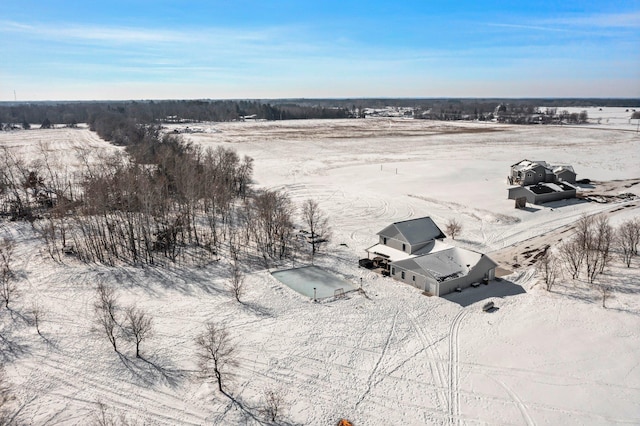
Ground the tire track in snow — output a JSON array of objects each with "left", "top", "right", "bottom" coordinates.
[
  {"left": 448, "top": 309, "right": 468, "bottom": 424},
  {"left": 486, "top": 374, "right": 536, "bottom": 426},
  {"left": 29, "top": 356, "right": 203, "bottom": 425},
  {"left": 402, "top": 309, "right": 449, "bottom": 411},
  {"left": 355, "top": 309, "right": 399, "bottom": 409},
  {"left": 464, "top": 360, "right": 640, "bottom": 392}
]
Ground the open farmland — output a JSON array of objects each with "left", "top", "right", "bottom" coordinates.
[{"left": 1, "top": 115, "right": 640, "bottom": 425}]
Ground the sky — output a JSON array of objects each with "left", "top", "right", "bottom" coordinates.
[{"left": 1, "top": 1, "right": 639, "bottom": 101}]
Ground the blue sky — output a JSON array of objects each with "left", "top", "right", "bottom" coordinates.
[{"left": 1, "top": 1, "right": 639, "bottom": 100}]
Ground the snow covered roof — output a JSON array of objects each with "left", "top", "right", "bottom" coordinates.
[
  {"left": 366, "top": 243, "right": 413, "bottom": 262},
  {"left": 366, "top": 238, "right": 451, "bottom": 262},
  {"left": 377, "top": 217, "right": 445, "bottom": 245},
  {"left": 411, "top": 238, "right": 452, "bottom": 256},
  {"left": 553, "top": 165, "right": 575, "bottom": 174},
  {"left": 511, "top": 159, "right": 549, "bottom": 172},
  {"left": 394, "top": 247, "right": 494, "bottom": 282}
]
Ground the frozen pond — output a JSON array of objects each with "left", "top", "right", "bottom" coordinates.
[{"left": 271, "top": 265, "right": 356, "bottom": 299}]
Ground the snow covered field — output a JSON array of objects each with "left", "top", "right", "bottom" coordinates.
[{"left": 1, "top": 113, "right": 640, "bottom": 425}]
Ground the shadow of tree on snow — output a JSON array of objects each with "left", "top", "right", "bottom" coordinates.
[{"left": 115, "top": 350, "right": 187, "bottom": 388}]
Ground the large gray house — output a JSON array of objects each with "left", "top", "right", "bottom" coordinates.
[
  {"left": 508, "top": 159, "right": 578, "bottom": 205},
  {"left": 365, "top": 217, "right": 497, "bottom": 296}
]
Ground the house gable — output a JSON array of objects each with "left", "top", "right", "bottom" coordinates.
[{"left": 377, "top": 217, "right": 445, "bottom": 247}]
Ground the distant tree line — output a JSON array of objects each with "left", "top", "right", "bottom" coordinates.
[
  {"left": 2, "top": 98, "right": 637, "bottom": 129},
  {"left": 272, "top": 98, "right": 639, "bottom": 123},
  {"left": 0, "top": 100, "right": 351, "bottom": 128}
]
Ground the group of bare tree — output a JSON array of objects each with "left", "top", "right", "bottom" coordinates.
[
  {"left": 617, "top": 218, "right": 640, "bottom": 267},
  {"left": 94, "top": 283, "right": 153, "bottom": 358},
  {"left": 538, "top": 215, "right": 640, "bottom": 307},
  {"left": 2, "top": 136, "right": 331, "bottom": 270},
  {"left": 552, "top": 215, "right": 612, "bottom": 286}
]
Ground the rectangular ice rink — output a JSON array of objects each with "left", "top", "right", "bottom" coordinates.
[{"left": 271, "top": 265, "right": 356, "bottom": 299}]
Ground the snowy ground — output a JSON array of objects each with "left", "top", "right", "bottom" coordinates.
[{"left": 1, "top": 113, "right": 640, "bottom": 425}]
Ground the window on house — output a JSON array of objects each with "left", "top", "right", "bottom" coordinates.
[
  {"left": 401, "top": 271, "right": 405, "bottom": 279},
  {"left": 412, "top": 275, "right": 415, "bottom": 281},
  {"left": 391, "top": 267, "right": 395, "bottom": 275},
  {"left": 402, "top": 243, "right": 406, "bottom": 252},
  {"left": 383, "top": 237, "right": 387, "bottom": 245}
]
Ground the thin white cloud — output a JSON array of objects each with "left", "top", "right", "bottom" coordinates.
[
  {"left": 0, "top": 20, "right": 184, "bottom": 43},
  {"left": 486, "top": 22, "right": 573, "bottom": 33},
  {"left": 543, "top": 11, "right": 640, "bottom": 28},
  {"left": 0, "top": 20, "right": 289, "bottom": 46}
]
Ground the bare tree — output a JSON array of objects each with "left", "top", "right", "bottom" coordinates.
[
  {"left": 0, "top": 268, "right": 17, "bottom": 310},
  {"left": 94, "top": 283, "right": 120, "bottom": 352},
  {"left": 616, "top": 219, "right": 640, "bottom": 267},
  {"left": 228, "top": 261, "right": 245, "bottom": 303},
  {"left": 260, "top": 387, "right": 288, "bottom": 423},
  {"left": 0, "top": 237, "right": 17, "bottom": 309},
  {"left": 125, "top": 306, "right": 153, "bottom": 358},
  {"left": 583, "top": 215, "right": 612, "bottom": 283},
  {"left": 445, "top": 218, "right": 462, "bottom": 240},
  {"left": 574, "top": 214, "right": 593, "bottom": 251},
  {"left": 594, "top": 215, "right": 613, "bottom": 274},
  {"left": 302, "top": 199, "right": 331, "bottom": 256},
  {"left": 634, "top": 218, "right": 640, "bottom": 256},
  {"left": 536, "top": 250, "right": 558, "bottom": 291},
  {"left": 195, "top": 322, "right": 237, "bottom": 394},
  {"left": 31, "top": 299, "right": 46, "bottom": 335},
  {"left": 558, "top": 238, "right": 584, "bottom": 280},
  {"left": 598, "top": 283, "right": 612, "bottom": 308}
]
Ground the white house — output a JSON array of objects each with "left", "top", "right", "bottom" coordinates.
[{"left": 365, "top": 217, "right": 497, "bottom": 296}]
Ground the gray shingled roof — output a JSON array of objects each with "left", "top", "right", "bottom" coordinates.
[{"left": 377, "top": 217, "right": 445, "bottom": 245}]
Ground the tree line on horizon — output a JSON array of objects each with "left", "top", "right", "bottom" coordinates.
[
  {"left": 1, "top": 98, "right": 638, "bottom": 129},
  {"left": 0, "top": 99, "right": 352, "bottom": 128}
]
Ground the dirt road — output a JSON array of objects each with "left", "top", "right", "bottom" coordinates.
[{"left": 490, "top": 179, "right": 640, "bottom": 276}]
